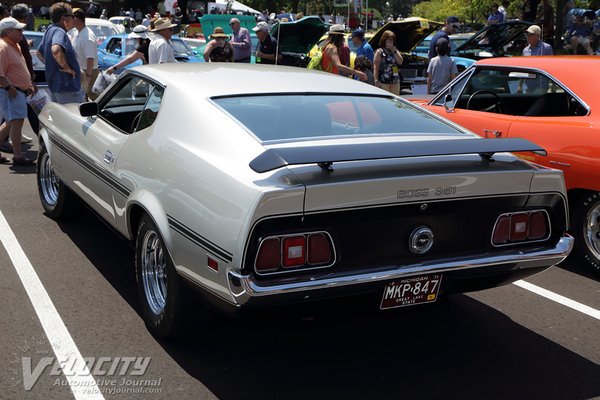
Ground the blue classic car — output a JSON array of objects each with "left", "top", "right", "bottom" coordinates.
[{"left": 97, "top": 33, "right": 203, "bottom": 72}]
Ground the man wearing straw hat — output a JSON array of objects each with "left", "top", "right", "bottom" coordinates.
[{"left": 148, "top": 17, "right": 177, "bottom": 64}]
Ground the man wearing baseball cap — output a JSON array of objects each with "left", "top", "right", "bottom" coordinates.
[
  {"left": 351, "top": 28, "right": 374, "bottom": 62},
  {"left": 253, "top": 21, "right": 279, "bottom": 64},
  {"left": 0, "top": 18, "right": 36, "bottom": 165},
  {"left": 522, "top": 25, "right": 553, "bottom": 55},
  {"left": 149, "top": 18, "right": 178, "bottom": 64},
  {"left": 429, "top": 16, "right": 460, "bottom": 59}
]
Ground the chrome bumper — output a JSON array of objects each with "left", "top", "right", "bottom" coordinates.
[{"left": 227, "top": 235, "right": 573, "bottom": 306}]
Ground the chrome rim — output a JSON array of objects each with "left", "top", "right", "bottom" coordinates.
[
  {"left": 39, "top": 152, "right": 59, "bottom": 206},
  {"left": 141, "top": 230, "right": 168, "bottom": 315},
  {"left": 584, "top": 202, "right": 600, "bottom": 261}
]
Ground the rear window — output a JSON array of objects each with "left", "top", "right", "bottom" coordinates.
[{"left": 213, "top": 94, "right": 463, "bottom": 142}]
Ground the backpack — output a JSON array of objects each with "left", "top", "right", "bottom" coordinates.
[{"left": 307, "top": 46, "right": 333, "bottom": 72}]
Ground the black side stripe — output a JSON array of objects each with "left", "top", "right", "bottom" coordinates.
[
  {"left": 49, "top": 134, "right": 131, "bottom": 198},
  {"left": 168, "top": 216, "right": 233, "bottom": 263}
]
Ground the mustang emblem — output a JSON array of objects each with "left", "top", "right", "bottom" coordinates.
[{"left": 409, "top": 226, "right": 434, "bottom": 254}]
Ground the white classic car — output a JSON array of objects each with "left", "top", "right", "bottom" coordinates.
[{"left": 36, "top": 64, "right": 573, "bottom": 338}]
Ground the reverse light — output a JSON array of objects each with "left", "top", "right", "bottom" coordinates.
[
  {"left": 492, "top": 210, "right": 550, "bottom": 246},
  {"left": 255, "top": 232, "right": 335, "bottom": 274}
]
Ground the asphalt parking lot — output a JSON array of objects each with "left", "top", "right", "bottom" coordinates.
[{"left": 1, "top": 124, "right": 599, "bottom": 400}]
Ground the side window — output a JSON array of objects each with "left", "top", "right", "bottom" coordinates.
[
  {"left": 99, "top": 76, "right": 161, "bottom": 133},
  {"left": 134, "top": 86, "right": 164, "bottom": 131},
  {"left": 432, "top": 70, "right": 471, "bottom": 108},
  {"left": 107, "top": 38, "right": 122, "bottom": 55}
]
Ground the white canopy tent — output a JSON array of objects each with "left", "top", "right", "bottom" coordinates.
[{"left": 210, "top": 0, "right": 261, "bottom": 15}]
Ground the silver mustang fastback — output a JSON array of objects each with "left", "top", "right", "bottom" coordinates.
[{"left": 36, "top": 64, "right": 573, "bottom": 338}]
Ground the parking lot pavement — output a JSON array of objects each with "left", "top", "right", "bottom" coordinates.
[{"left": 1, "top": 126, "right": 599, "bottom": 399}]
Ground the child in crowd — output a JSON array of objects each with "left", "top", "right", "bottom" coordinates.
[
  {"left": 354, "top": 55, "right": 374, "bottom": 85},
  {"left": 426, "top": 38, "right": 458, "bottom": 95}
]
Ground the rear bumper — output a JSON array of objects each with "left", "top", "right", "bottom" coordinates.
[{"left": 227, "top": 235, "right": 573, "bottom": 307}]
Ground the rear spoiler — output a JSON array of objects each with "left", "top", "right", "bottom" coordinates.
[{"left": 249, "top": 138, "right": 546, "bottom": 173}]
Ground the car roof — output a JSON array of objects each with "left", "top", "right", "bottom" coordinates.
[
  {"left": 129, "top": 63, "right": 385, "bottom": 98},
  {"left": 474, "top": 56, "right": 598, "bottom": 105}
]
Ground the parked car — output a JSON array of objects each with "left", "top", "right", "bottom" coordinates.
[
  {"left": 451, "top": 20, "right": 533, "bottom": 60},
  {"left": 23, "top": 30, "right": 46, "bottom": 85},
  {"left": 69, "top": 17, "right": 123, "bottom": 45},
  {"left": 414, "top": 56, "right": 599, "bottom": 275},
  {"left": 97, "top": 34, "right": 203, "bottom": 72},
  {"left": 269, "top": 16, "right": 328, "bottom": 67},
  {"left": 414, "top": 32, "right": 475, "bottom": 72},
  {"left": 36, "top": 63, "right": 573, "bottom": 337}
]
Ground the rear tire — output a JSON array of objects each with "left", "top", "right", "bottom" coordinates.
[
  {"left": 572, "top": 192, "right": 600, "bottom": 276},
  {"left": 135, "top": 214, "right": 211, "bottom": 338},
  {"left": 36, "top": 142, "right": 78, "bottom": 220}
]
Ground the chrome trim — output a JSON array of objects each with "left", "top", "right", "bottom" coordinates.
[
  {"left": 254, "top": 231, "right": 337, "bottom": 277},
  {"left": 228, "top": 235, "right": 573, "bottom": 304},
  {"left": 491, "top": 209, "right": 551, "bottom": 247},
  {"left": 584, "top": 202, "right": 600, "bottom": 262}
]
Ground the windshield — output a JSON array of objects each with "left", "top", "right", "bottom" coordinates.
[
  {"left": 214, "top": 94, "right": 463, "bottom": 142},
  {"left": 172, "top": 38, "right": 194, "bottom": 55}
]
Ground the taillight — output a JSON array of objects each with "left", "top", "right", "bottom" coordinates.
[
  {"left": 255, "top": 238, "right": 280, "bottom": 272},
  {"left": 492, "top": 210, "right": 550, "bottom": 246},
  {"left": 282, "top": 236, "right": 305, "bottom": 268},
  {"left": 255, "top": 232, "right": 335, "bottom": 274}
]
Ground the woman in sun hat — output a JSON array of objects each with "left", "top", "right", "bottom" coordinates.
[
  {"left": 203, "top": 26, "right": 234, "bottom": 62},
  {"left": 106, "top": 25, "right": 151, "bottom": 74},
  {"left": 320, "top": 24, "right": 366, "bottom": 81}
]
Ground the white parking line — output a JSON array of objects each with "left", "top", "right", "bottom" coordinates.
[
  {"left": 0, "top": 211, "right": 105, "bottom": 400},
  {"left": 514, "top": 279, "right": 600, "bottom": 321}
]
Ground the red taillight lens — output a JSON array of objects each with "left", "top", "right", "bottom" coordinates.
[
  {"left": 510, "top": 213, "right": 529, "bottom": 241},
  {"left": 307, "top": 233, "right": 332, "bottom": 265},
  {"left": 282, "top": 236, "right": 305, "bottom": 268},
  {"left": 256, "top": 238, "right": 280, "bottom": 272},
  {"left": 529, "top": 211, "right": 548, "bottom": 239},
  {"left": 492, "top": 215, "right": 510, "bottom": 244}
]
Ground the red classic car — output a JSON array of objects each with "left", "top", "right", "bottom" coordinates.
[{"left": 415, "top": 56, "right": 600, "bottom": 276}]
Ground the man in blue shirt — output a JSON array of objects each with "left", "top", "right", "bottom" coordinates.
[
  {"left": 36, "top": 2, "right": 83, "bottom": 104},
  {"left": 522, "top": 25, "right": 553, "bottom": 55},
  {"left": 351, "top": 28, "right": 373, "bottom": 62},
  {"left": 568, "top": 15, "right": 594, "bottom": 55},
  {"left": 429, "top": 16, "right": 460, "bottom": 59},
  {"left": 487, "top": 4, "right": 504, "bottom": 25}
]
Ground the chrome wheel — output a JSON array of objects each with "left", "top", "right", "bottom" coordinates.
[
  {"left": 584, "top": 202, "right": 600, "bottom": 261},
  {"left": 141, "top": 230, "right": 168, "bottom": 315},
  {"left": 39, "top": 152, "right": 59, "bottom": 206}
]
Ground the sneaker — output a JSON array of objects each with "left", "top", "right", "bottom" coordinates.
[
  {"left": 0, "top": 143, "right": 13, "bottom": 153},
  {"left": 21, "top": 134, "right": 34, "bottom": 144},
  {"left": 12, "top": 157, "right": 36, "bottom": 166}
]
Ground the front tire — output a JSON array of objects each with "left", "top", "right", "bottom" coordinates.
[
  {"left": 135, "top": 214, "right": 210, "bottom": 338},
  {"left": 36, "top": 142, "right": 78, "bottom": 219},
  {"left": 572, "top": 192, "right": 600, "bottom": 276}
]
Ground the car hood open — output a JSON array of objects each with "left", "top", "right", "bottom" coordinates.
[
  {"left": 368, "top": 17, "right": 442, "bottom": 52},
  {"left": 453, "top": 21, "right": 532, "bottom": 55},
  {"left": 270, "top": 16, "right": 328, "bottom": 54}
]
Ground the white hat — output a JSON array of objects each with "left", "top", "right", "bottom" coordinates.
[
  {"left": 128, "top": 24, "right": 148, "bottom": 39},
  {"left": 0, "top": 17, "right": 26, "bottom": 33},
  {"left": 328, "top": 24, "right": 345, "bottom": 35},
  {"left": 525, "top": 25, "right": 542, "bottom": 36},
  {"left": 252, "top": 21, "right": 269, "bottom": 32}
]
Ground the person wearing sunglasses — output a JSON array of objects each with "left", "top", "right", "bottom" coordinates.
[
  {"left": 229, "top": 18, "right": 251, "bottom": 63},
  {"left": 36, "top": 2, "right": 84, "bottom": 104},
  {"left": 428, "top": 16, "right": 460, "bottom": 60}
]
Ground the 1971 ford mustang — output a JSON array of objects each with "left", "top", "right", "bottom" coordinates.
[{"left": 36, "top": 64, "right": 573, "bottom": 338}]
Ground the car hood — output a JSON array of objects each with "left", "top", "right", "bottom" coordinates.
[
  {"left": 270, "top": 16, "right": 328, "bottom": 54},
  {"left": 453, "top": 21, "right": 532, "bottom": 55},
  {"left": 368, "top": 17, "right": 442, "bottom": 52}
]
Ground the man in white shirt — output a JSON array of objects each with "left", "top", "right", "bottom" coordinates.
[
  {"left": 71, "top": 8, "right": 99, "bottom": 100},
  {"left": 148, "top": 18, "right": 177, "bottom": 64}
]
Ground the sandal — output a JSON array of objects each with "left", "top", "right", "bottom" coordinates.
[
  {"left": 12, "top": 157, "right": 36, "bottom": 166},
  {"left": 0, "top": 154, "right": 10, "bottom": 164}
]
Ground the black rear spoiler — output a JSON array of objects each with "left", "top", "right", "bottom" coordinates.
[{"left": 249, "top": 138, "right": 546, "bottom": 173}]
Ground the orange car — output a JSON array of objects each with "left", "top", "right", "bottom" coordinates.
[{"left": 416, "top": 56, "right": 600, "bottom": 275}]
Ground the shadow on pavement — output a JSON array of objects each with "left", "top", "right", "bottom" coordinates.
[{"left": 59, "top": 207, "right": 600, "bottom": 400}]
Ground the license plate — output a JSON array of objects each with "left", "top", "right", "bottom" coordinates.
[{"left": 380, "top": 274, "right": 442, "bottom": 310}]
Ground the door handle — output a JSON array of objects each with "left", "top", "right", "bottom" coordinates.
[
  {"left": 103, "top": 150, "right": 114, "bottom": 164},
  {"left": 483, "top": 129, "right": 502, "bottom": 138}
]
